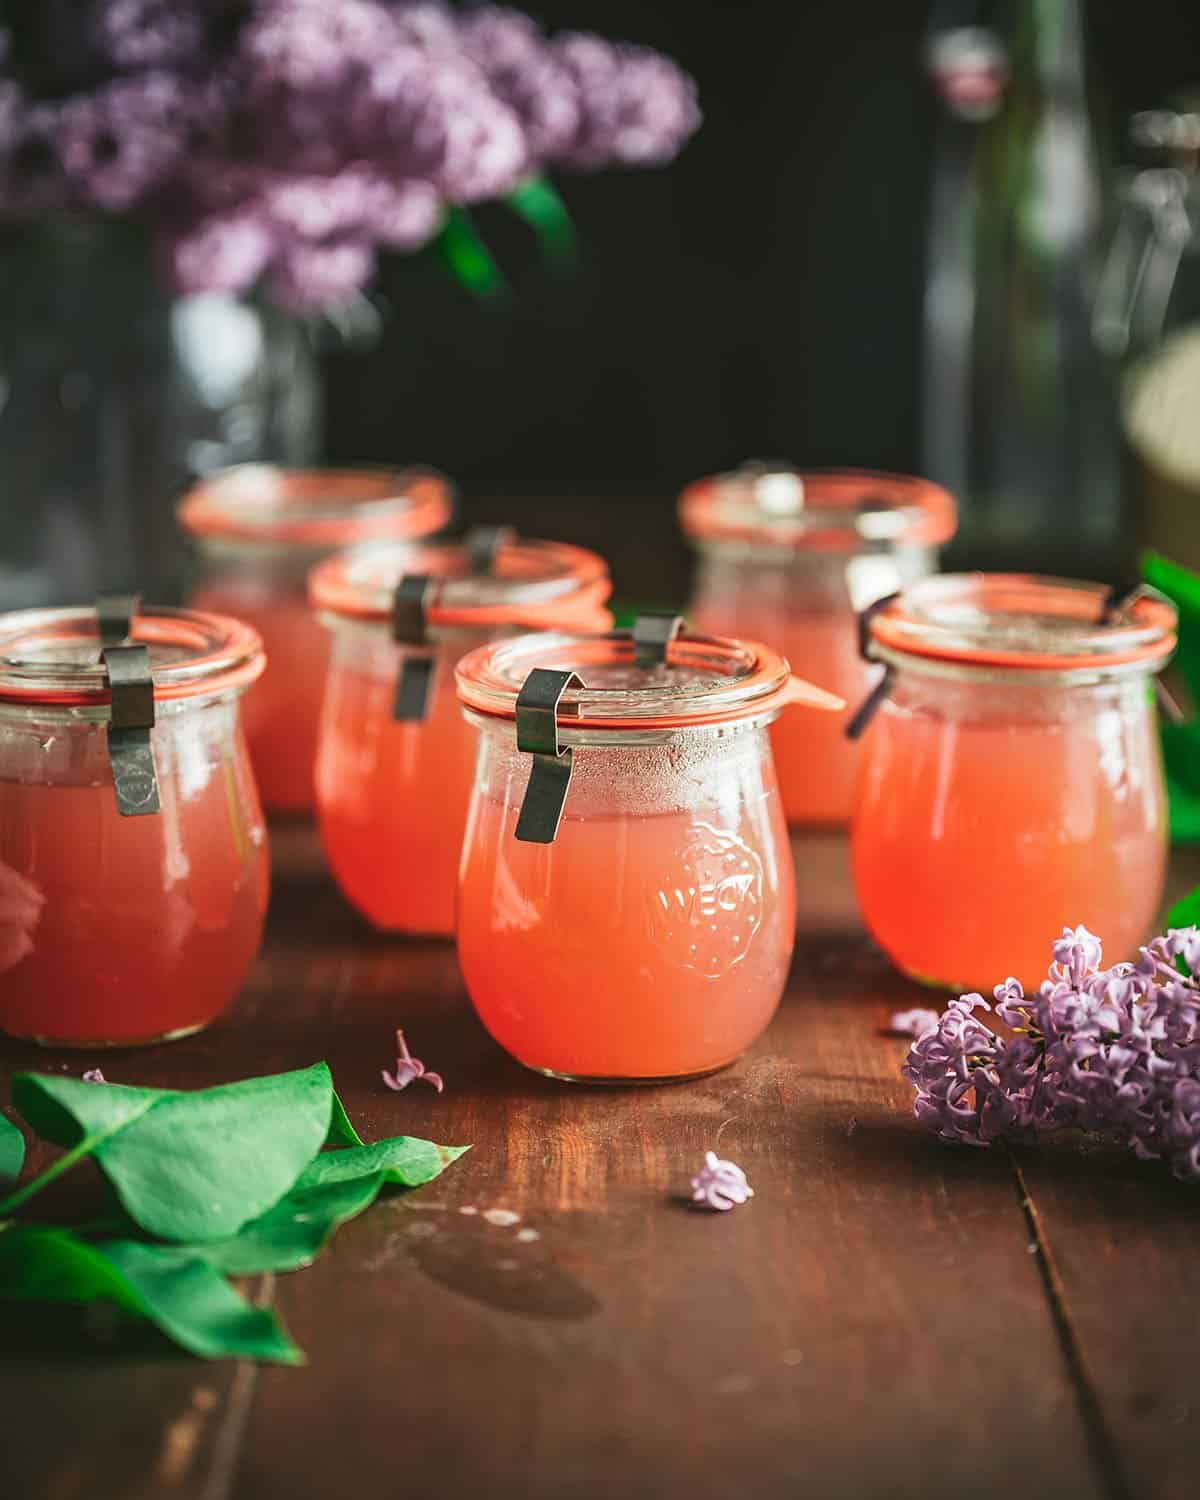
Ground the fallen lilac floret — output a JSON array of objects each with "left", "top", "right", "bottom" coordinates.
[
  {"left": 382, "top": 1028, "right": 443, "bottom": 1093},
  {"left": 82, "top": 1068, "right": 106, "bottom": 1084},
  {"left": 690, "top": 1150, "right": 754, "bottom": 1211},
  {"left": 885, "top": 1008, "right": 940, "bottom": 1040}
]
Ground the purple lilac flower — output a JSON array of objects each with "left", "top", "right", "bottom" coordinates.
[
  {"left": 885, "top": 1008, "right": 941, "bottom": 1040},
  {"left": 387, "top": 1, "right": 461, "bottom": 52},
  {"left": 236, "top": 0, "right": 401, "bottom": 174},
  {"left": 263, "top": 167, "right": 441, "bottom": 248},
  {"left": 82, "top": 1068, "right": 107, "bottom": 1084},
  {"left": 0, "top": 1, "right": 700, "bottom": 313},
  {"left": 161, "top": 206, "right": 277, "bottom": 295},
  {"left": 690, "top": 1151, "right": 754, "bottom": 1211},
  {"left": 88, "top": 0, "right": 209, "bottom": 71},
  {"left": 459, "top": 7, "right": 580, "bottom": 162},
  {"left": 0, "top": 102, "right": 71, "bottom": 219},
  {"left": 268, "top": 236, "right": 375, "bottom": 310},
  {"left": 56, "top": 71, "right": 200, "bottom": 212},
  {"left": 553, "top": 32, "right": 701, "bottom": 170},
  {"left": 382, "top": 1028, "right": 444, "bottom": 1093},
  {"left": 354, "top": 47, "right": 527, "bottom": 201},
  {"left": 903, "top": 922, "right": 1200, "bottom": 1183}
]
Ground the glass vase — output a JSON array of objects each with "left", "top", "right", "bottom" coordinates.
[{"left": 0, "top": 221, "right": 320, "bottom": 609}]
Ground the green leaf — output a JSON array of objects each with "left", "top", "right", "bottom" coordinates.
[
  {"left": 0, "top": 1112, "right": 24, "bottom": 1190},
  {"left": 3, "top": 1064, "right": 334, "bottom": 1242},
  {"left": 299, "top": 1136, "right": 469, "bottom": 1191},
  {"left": 327, "top": 1090, "right": 365, "bottom": 1148},
  {"left": 185, "top": 1136, "right": 470, "bottom": 1276},
  {"left": 1165, "top": 885, "right": 1200, "bottom": 937},
  {"left": 1143, "top": 550, "right": 1200, "bottom": 707},
  {"left": 1143, "top": 550, "right": 1200, "bottom": 619},
  {"left": 0, "top": 1226, "right": 302, "bottom": 1364},
  {"left": 191, "top": 1175, "right": 384, "bottom": 1275},
  {"left": 435, "top": 207, "right": 508, "bottom": 298},
  {"left": 505, "top": 176, "right": 577, "bottom": 264}
]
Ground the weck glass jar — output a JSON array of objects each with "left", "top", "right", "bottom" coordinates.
[
  {"left": 0, "top": 603, "right": 268, "bottom": 1046},
  {"left": 850, "top": 575, "right": 1175, "bottom": 991},
  {"left": 454, "top": 623, "right": 844, "bottom": 1082},
  {"left": 310, "top": 535, "right": 613, "bottom": 938},
  {"left": 680, "top": 466, "right": 957, "bottom": 826},
  {"left": 178, "top": 464, "right": 452, "bottom": 814}
]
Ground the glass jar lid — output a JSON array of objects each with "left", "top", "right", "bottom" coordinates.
[
  {"left": 679, "top": 466, "right": 957, "bottom": 553},
  {"left": 0, "top": 606, "right": 265, "bottom": 706},
  {"left": 310, "top": 536, "right": 614, "bottom": 634},
  {"left": 455, "top": 627, "right": 843, "bottom": 738},
  {"left": 867, "top": 574, "right": 1177, "bottom": 674},
  {"left": 177, "top": 464, "right": 452, "bottom": 548}
]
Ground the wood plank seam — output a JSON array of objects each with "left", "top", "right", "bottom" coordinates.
[
  {"left": 1005, "top": 1146, "right": 1136, "bottom": 1500},
  {"left": 198, "top": 1273, "right": 274, "bottom": 1500}
]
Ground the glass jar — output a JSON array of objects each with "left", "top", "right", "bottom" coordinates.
[
  {"left": 310, "top": 536, "right": 613, "bottom": 938},
  {"left": 454, "top": 625, "right": 844, "bottom": 1082},
  {"left": 0, "top": 603, "right": 268, "bottom": 1046},
  {"left": 850, "top": 575, "right": 1175, "bottom": 991},
  {"left": 680, "top": 467, "right": 957, "bottom": 826},
  {"left": 178, "top": 465, "right": 452, "bottom": 814}
]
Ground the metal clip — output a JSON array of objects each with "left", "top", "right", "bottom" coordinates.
[
  {"left": 514, "top": 668, "right": 583, "bottom": 844},
  {"left": 465, "top": 525, "right": 515, "bottom": 574},
  {"left": 95, "top": 593, "right": 141, "bottom": 648},
  {"left": 844, "top": 592, "right": 901, "bottom": 741},
  {"left": 632, "top": 611, "right": 683, "bottom": 668},
  {"left": 1102, "top": 580, "right": 1144, "bottom": 623},
  {"left": 391, "top": 573, "right": 436, "bottom": 722},
  {"left": 103, "top": 644, "right": 160, "bottom": 817},
  {"left": 1102, "top": 580, "right": 1187, "bottom": 723}
]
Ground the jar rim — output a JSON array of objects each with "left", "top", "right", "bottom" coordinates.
[
  {"left": 678, "top": 466, "right": 957, "bottom": 553},
  {"left": 177, "top": 464, "right": 452, "bottom": 548},
  {"left": 455, "top": 628, "right": 842, "bottom": 733},
  {"left": 310, "top": 537, "right": 613, "bottom": 633},
  {"left": 0, "top": 606, "right": 265, "bottom": 706},
  {"left": 868, "top": 573, "right": 1177, "bottom": 673}
]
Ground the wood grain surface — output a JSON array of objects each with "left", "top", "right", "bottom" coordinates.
[{"left": 2, "top": 828, "right": 1199, "bottom": 1500}]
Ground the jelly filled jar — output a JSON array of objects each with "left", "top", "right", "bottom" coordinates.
[
  {"left": 0, "top": 602, "right": 269, "bottom": 1046},
  {"left": 454, "top": 622, "right": 844, "bottom": 1082},
  {"left": 310, "top": 534, "right": 613, "bottom": 938},
  {"left": 850, "top": 575, "right": 1176, "bottom": 992},
  {"left": 680, "top": 466, "right": 957, "bottom": 827},
  {"left": 179, "top": 465, "right": 451, "bottom": 814}
]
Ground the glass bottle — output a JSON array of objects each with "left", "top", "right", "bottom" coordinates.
[
  {"left": 1096, "top": 102, "right": 1200, "bottom": 569},
  {"left": 922, "top": 0, "right": 1122, "bottom": 576}
]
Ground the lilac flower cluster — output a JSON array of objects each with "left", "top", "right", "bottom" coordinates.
[
  {"left": 903, "top": 924, "right": 1200, "bottom": 1182},
  {"left": 0, "top": 1, "right": 700, "bottom": 311}
]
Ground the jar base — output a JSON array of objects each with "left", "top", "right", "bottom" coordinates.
[
  {"left": 529, "top": 1056, "right": 742, "bottom": 1086},
  {"left": 1, "top": 1020, "right": 212, "bottom": 1050}
]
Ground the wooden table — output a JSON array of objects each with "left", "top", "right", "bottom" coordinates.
[{"left": 4, "top": 827, "right": 1200, "bottom": 1500}]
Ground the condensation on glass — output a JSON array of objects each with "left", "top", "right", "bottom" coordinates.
[
  {"left": 310, "top": 536, "right": 613, "bottom": 938},
  {"left": 0, "top": 604, "right": 269, "bottom": 1046},
  {"left": 680, "top": 466, "right": 956, "bottom": 827},
  {"left": 850, "top": 575, "right": 1176, "bottom": 992},
  {"left": 178, "top": 465, "right": 452, "bottom": 814},
  {"left": 454, "top": 627, "right": 844, "bottom": 1083}
]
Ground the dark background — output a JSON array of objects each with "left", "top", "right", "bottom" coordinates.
[{"left": 325, "top": 0, "right": 1200, "bottom": 512}]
